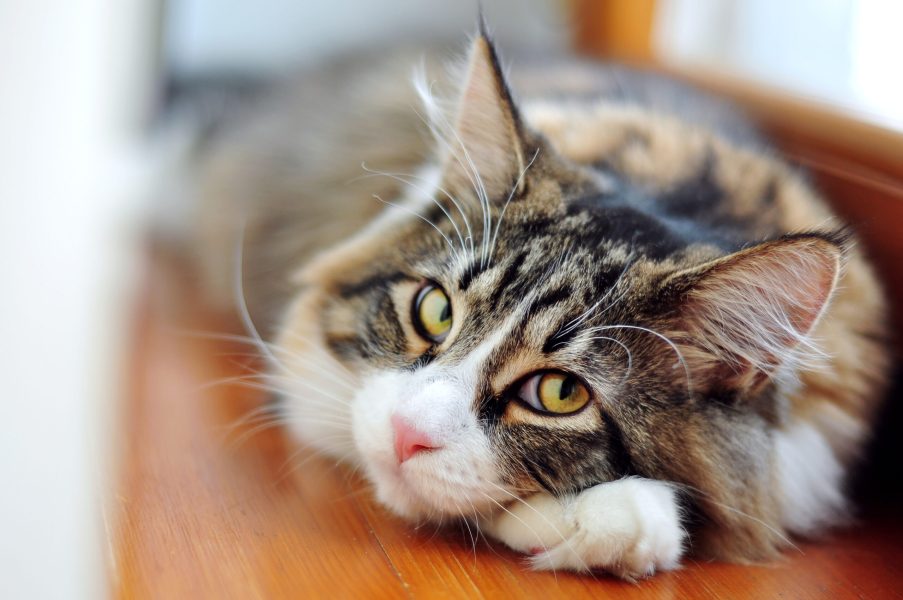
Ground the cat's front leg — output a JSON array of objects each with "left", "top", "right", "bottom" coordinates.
[{"left": 483, "top": 477, "right": 685, "bottom": 579}]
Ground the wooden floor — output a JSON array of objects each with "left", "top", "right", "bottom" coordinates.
[{"left": 110, "top": 256, "right": 903, "bottom": 599}]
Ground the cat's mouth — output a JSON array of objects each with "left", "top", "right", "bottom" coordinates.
[
  {"left": 365, "top": 447, "right": 508, "bottom": 520},
  {"left": 352, "top": 417, "right": 508, "bottom": 520}
]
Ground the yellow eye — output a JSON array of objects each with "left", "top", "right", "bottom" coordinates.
[
  {"left": 413, "top": 284, "right": 452, "bottom": 342},
  {"left": 518, "top": 371, "right": 591, "bottom": 414}
]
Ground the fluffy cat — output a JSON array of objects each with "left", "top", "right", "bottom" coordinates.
[{"left": 191, "top": 29, "right": 891, "bottom": 579}]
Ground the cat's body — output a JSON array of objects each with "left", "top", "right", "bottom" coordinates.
[{"left": 191, "top": 34, "right": 890, "bottom": 578}]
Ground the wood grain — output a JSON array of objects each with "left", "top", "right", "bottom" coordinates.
[{"left": 110, "top": 254, "right": 903, "bottom": 599}]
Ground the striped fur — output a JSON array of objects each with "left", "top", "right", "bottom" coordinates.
[{"left": 191, "top": 32, "right": 891, "bottom": 575}]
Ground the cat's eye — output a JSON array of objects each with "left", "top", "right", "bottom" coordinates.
[
  {"left": 517, "top": 371, "right": 591, "bottom": 415},
  {"left": 413, "top": 283, "right": 452, "bottom": 343}
]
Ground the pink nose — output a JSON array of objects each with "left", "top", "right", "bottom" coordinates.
[{"left": 391, "top": 414, "right": 440, "bottom": 463}]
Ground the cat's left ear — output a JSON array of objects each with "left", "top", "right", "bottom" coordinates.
[
  {"left": 438, "top": 32, "right": 527, "bottom": 200},
  {"left": 663, "top": 233, "right": 846, "bottom": 393}
]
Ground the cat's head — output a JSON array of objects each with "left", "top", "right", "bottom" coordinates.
[{"left": 274, "top": 34, "right": 844, "bottom": 525}]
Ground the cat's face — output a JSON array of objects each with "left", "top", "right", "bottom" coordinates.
[
  {"left": 281, "top": 175, "right": 652, "bottom": 519},
  {"left": 273, "top": 36, "right": 842, "bottom": 523}
]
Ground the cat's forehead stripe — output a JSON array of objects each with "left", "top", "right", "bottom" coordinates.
[
  {"left": 521, "top": 284, "right": 574, "bottom": 322},
  {"left": 337, "top": 271, "right": 417, "bottom": 299}
]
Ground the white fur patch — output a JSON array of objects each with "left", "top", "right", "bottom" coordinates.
[
  {"left": 277, "top": 336, "right": 361, "bottom": 464},
  {"left": 484, "top": 477, "right": 685, "bottom": 579},
  {"left": 775, "top": 421, "right": 849, "bottom": 536},
  {"left": 350, "top": 320, "right": 520, "bottom": 520}
]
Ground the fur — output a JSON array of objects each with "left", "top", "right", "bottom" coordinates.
[{"left": 190, "top": 32, "right": 891, "bottom": 578}]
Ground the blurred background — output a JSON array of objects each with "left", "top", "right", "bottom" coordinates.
[{"left": 1, "top": 1, "right": 900, "bottom": 598}]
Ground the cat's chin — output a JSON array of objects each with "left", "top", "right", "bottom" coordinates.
[
  {"left": 362, "top": 452, "right": 503, "bottom": 522},
  {"left": 366, "top": 462, "right": 439, "bottom": 521}
]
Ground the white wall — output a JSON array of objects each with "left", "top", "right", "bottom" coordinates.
[
  {"left": 0, "top": 0, "right": 157, "bottom": 598},
  {"left": 655, "top": 0, "right": 903, "bottom": 128},
  {"left": 165, "top": 0, "right": 568, "bottom": 76}
]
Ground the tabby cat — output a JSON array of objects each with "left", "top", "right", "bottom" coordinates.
[{"left": 193, "top": 29, "right": 890, "bottom": 578}]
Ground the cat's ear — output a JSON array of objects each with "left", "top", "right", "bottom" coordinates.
[
  {"left": 438, "top": 33, "right": 527, "bottom": 200},
  {"left": 665, "top": 234, "right": 846, "bottom": 393}
]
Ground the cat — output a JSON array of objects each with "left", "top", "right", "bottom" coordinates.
[{"left": 190, "top": 27, "right": 891, "bottom": 579}]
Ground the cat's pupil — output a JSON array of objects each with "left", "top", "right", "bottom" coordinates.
[
  {"left": 439, "top": 303, "right": 451, "bottom": 323},
  {"left": 559, "top": 377, "right": 574, "bottom": 399}
]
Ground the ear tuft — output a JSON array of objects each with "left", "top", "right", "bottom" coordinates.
[
  {"left": 439, "top": 33, "right": 526, "bottom": 201},
  {"left": 671, "top": 234, "right": 844, "bottom": 391}
]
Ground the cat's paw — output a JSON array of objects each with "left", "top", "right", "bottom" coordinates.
[{"left": 486, "top": 478, "right": 685, "bottom": 580}]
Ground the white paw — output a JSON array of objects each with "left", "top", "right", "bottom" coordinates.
[{"left": 485, "top": 478, "right": 685, "bottom": 579}]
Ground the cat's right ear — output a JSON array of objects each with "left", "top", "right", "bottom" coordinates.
[
  {"left": 662, "top": 233, "right": 846, "bottom": 395},
  {"left": 431, "top": 32, "right": 528, "bottom": 201}
]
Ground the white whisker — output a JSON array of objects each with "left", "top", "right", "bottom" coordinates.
[
  {"left": 484, "top": 480, "right": 590, "bottom": 574},
  {"left": 558, "top": 257, "right": 636, "bottom": 336},
  {"left": 233, "top": 222, "right": 293, "bottom": 376},
  {"left": 487, "top": 148, "right": 540, "bottom": 267},
  {"left": 371, "top": 194, "right": 461, "bottom": 264},
  {"left": 479, "top": 493, "right": 551, "bottom": 559},
  {"left": 358, "top": 163, "right": 471, "bottom": 259},
  {"left": 581, "top": 334, "right": 634, "bottom": 384},
  {"left": 667, "top": 481, "right": 800, "bottom": 553},
  {"left": 592, "top": 325, "right": 693, "bottom": 395},
  {"left": 178, "top": 328, "right": 358, "bottom": 390},
  {"left": 410, "top": 77, "right": 490, "bottom": 267}
]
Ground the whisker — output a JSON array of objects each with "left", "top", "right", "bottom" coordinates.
[
  {"left": 372, "top": 194, "right": 461, "bottom": 265},
  {"left": 477, "top": 491, "right": 559, "bottom": 580},
  {"left": 276, "top": 443, "right": 358, "bottom": 484},
  {"left": 213, "top": 375, "right": 351, "bottom": 409},
  {"left": 226, "top": 417, "right": 290, "bottom": 449},
  {"left": 277, "top": 408, "right": 353, "bottom": 427},
  {"left": 484, "top": 481, "right": 578, "bottom": 558},
  {"left": 277, "top": 330, "right": 360, "bottom": 378},
  {"left": 459, "top": 507, "right": 479, "bottom": 566},
  {"left": 593, "top": 324, "right": 693, "bottom": 395},
  {"left": 487, "top": 148, "right": 540, "bottom": 266},
  {"left": 219, "top": 404, "right": 280, "bottom": 439},
  {"left": 359, "top": 163, "right": 469, "bottom": 259},
  {"left": 581, "top": 334, "right": 634, "bottom": 384},
  {"left": 321, "top": 484, "right": 374, "bottom": 504},
  {"left": 409, "top": 87, "right": 489, "bottom": 267},
  {"left": 666, "top": 480, "right": 801, "bottom": 553},
  {"left": 233, "top": 222, "right": 293, "bottom": 376},
  {"left": 274, "top": 377, "right": 354, "bottom": 405},
  {"left": 197, "top": 372, "right": 274, "bottom": 392},
  {"left": 180, "top": 328, "right": 359, "bottom": 390},
  {"left": 558, "top": 257, "right": 636, "bottom": 336}
]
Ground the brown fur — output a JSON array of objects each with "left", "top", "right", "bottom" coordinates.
[{"left": 190, "top": 36, "right": 891, "bottom": 564}]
